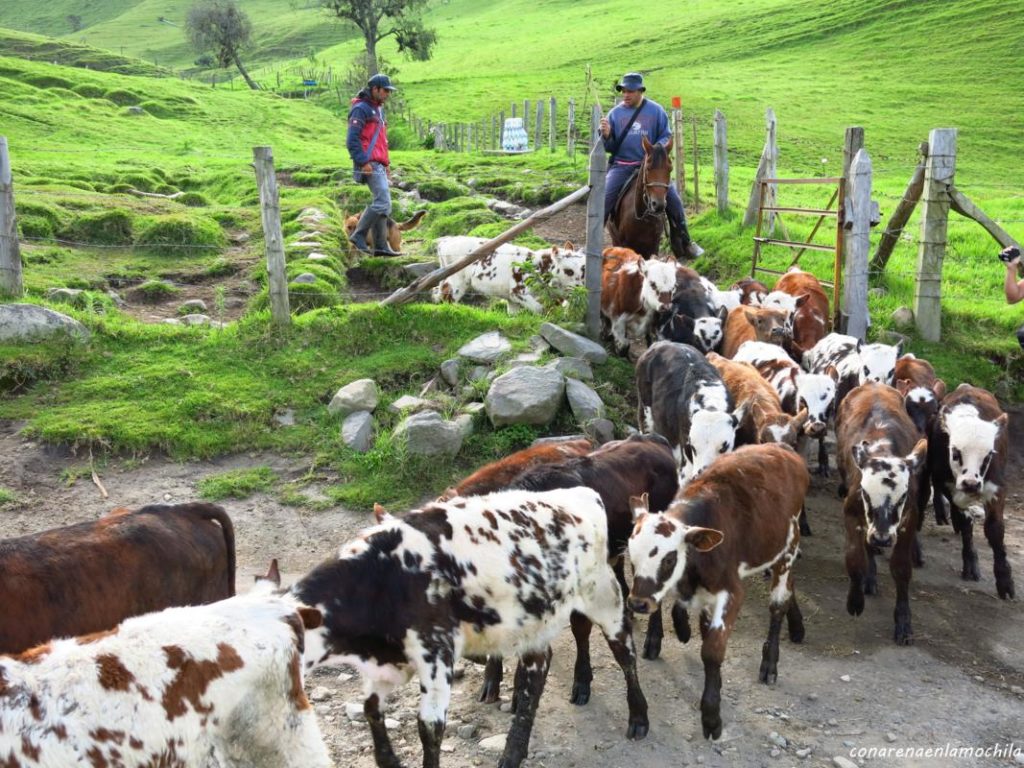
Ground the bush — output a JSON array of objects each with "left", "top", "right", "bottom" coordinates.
[
  {"left": 134, "top": 214, "right": 227, "bottom": 254},
  {"left": 60, "top": 209, "right": 134, "bottom": 245},
  {"left": 417, "top": 179, "right": 472, "bottom": 202},
  {"left": 72, "top": 83, "right": 107, "bottom": 99},
  {"left": 17, "top": 215, "right": 53, "bottom": 240},
  {"left": 104, "top": 88, "right": 141, "bottom": 106}
]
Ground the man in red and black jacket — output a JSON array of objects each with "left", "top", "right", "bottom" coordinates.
[{"left": 346, "top": 73, "right": 400, "bottom": 256}]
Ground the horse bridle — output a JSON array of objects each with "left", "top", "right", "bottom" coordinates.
[{"left": 636, "top": 153, "right": 671, "bottom": 220}]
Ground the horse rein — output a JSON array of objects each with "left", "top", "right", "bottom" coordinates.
[{"left": 636, "top": 157, "right": 671, "bottom": 220}]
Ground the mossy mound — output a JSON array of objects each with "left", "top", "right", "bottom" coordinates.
[
  {"left": 417, "top": 179, "right": 472, "bottom": 202},
  {"left": 117, "top": 173, "right": 161, "bottom": 193},
  {"left": 17, "top": 215, "right": 54, "bottom": 240},
  {"left": 72, "top": 83, "right": 107, "bottom": 99},
  {"left": 134, "top": 215, "right": 227, "bottom": 254},
  {"left": 104, "top": 88, "right": 142, "bottom": 106},
  {"left": 24, "top": 74, "right": 74, "bottom": 90},
  {"left": 45, "top": 87, "right": 82, "bottom": 100},
  {"left": 178, "top": 192, "right": 211, "bottom": 207},
  {"left": 134, "top": 279, "right": 180, "bottom": 302},
  {"left": 60, "top": 209, "right": 134, "bottom": 245},
  {"left": 16, "top": 201, "right": 65, "bottom": 229},
  {"left": 426, "top": 209, "right": 502, "bottom": 239},
  {"left": 286, "top": 261, "right": 345, "bottom": 290}
]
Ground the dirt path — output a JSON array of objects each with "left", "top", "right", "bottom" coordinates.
[{"left": 2, "top": 413, "right": 1023, "bottom": 768}]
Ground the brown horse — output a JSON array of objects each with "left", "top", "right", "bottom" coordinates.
[{"left": 607, "top": 136, "right": 673, "bottom": 258}]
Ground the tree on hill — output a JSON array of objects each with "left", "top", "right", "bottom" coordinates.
[
  {"left": 321, "top": 0, "right": 437, "bottom": 78},
  {"left": 186, "top": 0, "right": 260, "bottom": 90}
]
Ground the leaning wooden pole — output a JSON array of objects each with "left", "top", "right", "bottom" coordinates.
[
  {"left": 871, "top": 141, "right": 927, "bottom": 273},
  {"left": 381, "top": 185, "right": 592, "bottom": 307},
  {"left": 252, "top": 146, "right": 290, "bottom": 328},
  {"left": 948, "top": 186, "right": 1020, "bottom": 249},
  {"left": 0, "top": 136, "right": 23, "bottom": 298},
  {"left": 585, "top": 141, "right": 608, "bottom": 338}
]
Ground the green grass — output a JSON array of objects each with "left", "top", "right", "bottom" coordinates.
[
  {"left": 0, "top": 487, "right": 18, "bottom": 506},
  {"left": 199, "top": 466, "right": 278, "bottom": 501}
]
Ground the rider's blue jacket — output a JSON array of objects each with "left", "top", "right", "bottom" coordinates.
[{"left": 602, "top": 97, "right": 672, "bottom": 166}]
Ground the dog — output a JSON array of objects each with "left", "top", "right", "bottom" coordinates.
[{"left": 344, "top": 209, "right": 427, "bottom": 254}]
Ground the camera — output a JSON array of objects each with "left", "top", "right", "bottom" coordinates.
[{"left": 999, "top": 245, "right": 1021, "bottom": 263}]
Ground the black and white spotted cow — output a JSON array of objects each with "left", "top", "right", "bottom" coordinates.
[
  {"left": 291, "top": 488, "right": 649, "bottom": 768},
  {"left": 627, "top": 443, "right": 809, "bottom": 740},
  {"left": 657, "top": 265, "right": 727, "bottom": 353},
  {"left": 928, "top": 384, "right": 1014, "bottom": 598},
  {"left": 836, "top": 382, "right": 929, "bottom": 645},
  {"left": 635, "top": 341, "right": 745, "bottom": 483},
  {"left": 803, "top": 333, "right": 901, "bottom": 412},
  {"left": 733, "top": 340, "right": 838, "bottom": 476}
]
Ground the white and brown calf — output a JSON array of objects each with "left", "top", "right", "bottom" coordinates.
[
  {"left": 804, "top": 333, "right": 900, "bottom": 412},
  {"left": 628, "top": 444, "right": 809, "bottom": 740},
  {"left": 292, "top": 488, "right": 649, "bottom": 768},
  {"left": 730, "top": 277, "right": 769, "bottom": 306},
  {"left": 733, "top": 341, "right": 838, "bottom": 477},
  {"left": 636, "top": 341, "right": 745, "bottom": 483},
  {"left": 928, "top": 384, "right": 1013, "bottom": 598},
  {"left": 601, "top": 247, "right": 678, "bottom": 353},
  {"left": 721, "top": 305, "right": 791, "bottom": 358},
  {"left": 0, "top": 575, "right": 330, "bottom": 768},
  {"left": 836, "top": 383, "right": 929, "bottom": 645},
  {"left": 894, "top": 353, "right": 948, "bottom": 442}
]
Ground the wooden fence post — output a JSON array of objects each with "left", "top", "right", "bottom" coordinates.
[
  {"left": 524, "top": 99, "right": 530, "bottom": 135},
  {"left": 764, "top": 109, "right": 777, "bottom": 233},
  {"left": 914, "top": 128, "right": 957, "bottom": 342},
  {"left": 585, "top": 142, "right": 607, "bottom": 339},
  {"left": 0, "top": 137, "right": 23, "bottom": 299},
  {"left": 590, "top": 104, "right": 601, "bottom": 151},
  {"left": 844, "top": 148, "right": 872, "bottom": 340},
  {"left": 499, "top": 111, "right": 505, "bottom": 148},
  {"left": 433, "top": 124, "right": 445, "bottom": 151},
  {"left": 713, "top": 109, "right": 728, "bottom": 215},
  {"left": 534, "top": 100, "right": 544, "bottom": 151},
  {"left": 567, "top": 99, "right": 576, "bottom": 156},
  {"left": 511, "top": 102, "right": 516, "bottom": 119},
  {"left": 252, "top": 146, "right": 290, "bottom": 329},
  {"left": 871, "top": 141, "right": 926, "bottom": 272},
  {"left": 840, "top": 126, "right": 865, "bottom": 273},
  {"left": 673, "top": 108, "right": 685, "bottom": 202},
  {"left": 691, "top": 119, "right": 700, "bottom": 208},
  {"left": 491, "top": 115, "right": 497, "bottom": 149},
  {"left": 743, "top": 149, "right": 769, "bottom": 227},
  {"left": 549, "top": 96, "right": 556, "bottom": 152}
]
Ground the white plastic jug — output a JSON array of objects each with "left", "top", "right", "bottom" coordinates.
[{"left": 502, "top": 117, "right": 529, "bottom": 152}]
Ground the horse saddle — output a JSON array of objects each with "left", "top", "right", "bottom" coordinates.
[{"left": 609, "top": 166, "right": 642, "bottom": 221}]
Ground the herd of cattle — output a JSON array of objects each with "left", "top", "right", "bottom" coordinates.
[{"left": 0, "top": 247, "right": 1016, "bottom": 767}]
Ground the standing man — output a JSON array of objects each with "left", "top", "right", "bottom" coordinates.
[
  {"left": 1000, "top": 244, "right": 1024, "bottom": 347},
  {"left": 347, "top": 73, "right": 401, "bottom": 256},
  {"left": 600, "top": 72, "right": 703, "bottom": 259}
]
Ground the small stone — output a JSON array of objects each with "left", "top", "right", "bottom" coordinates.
[
  {"left": 458, "top": 331, "right": 512, "bottom": 364},
  {"left": 827, "top": 718, "right": 839, "bottom": 727},
  {"left": 454, "top": 414, "right": 474, "bottom": 439},
  {"left": 389, "top": 395, "right": 431, "bottom": 413},
  {"left": 179, "top": 299, "right": 208, "bottom": 313},
  {"left": 385, "top": 718, "right": 400, "bottom": 729},
  {"left": 310, "top": 686, "right": 330, "bottom": 702},
  {"left": 890, "top": 306, "right": 914, "bottom": 328},
  {"left": 478, "top": 734, "right": 507, "bottom": 753},
  {"left": 770, "top": 748, "right": 781, "bottom": 758},
  {"left": 179, "top": 313, "right": 211, "bottom": 326},
  {"left": 457, "top": 724, "right": 478, "bottom": 739},
  {"left": 329, "top": 379, "right": 379, "bottom": 417},
  {"left": 796, "top": 748, "right": 811, "bottom": 759},
  {"left": 769, "top": 732, "right": 788, "bottom": 748},
  {"left": 345, "top": 703, "right": 365, "bottom": 721},
  {"left": 342, "top": 410, "right": 374, "bottom": 453},
  {"left": 273, "top": 408, "right": 295, "bottom": 427},
  {"left": 885, "top": 732, "right": 897, "bottom": 743},
  {"left": 336, "top": 673, "right": 353, "bottom": 684},
  {"left": 440, "top": 740, "right": 456, "bottom": 753},
  {"left": 499, "top": 702, "right": 513, "bottom": 713},
  {"left": 585, "top": 418, "right": 615, "bottom": 445},
  {"left": 833, "top": 758, "right": 859, "bottom": 768},
  {"left": 839, "top": 675, "right": 851, "bottom": 682},
  {"left": 807, "top": 693, "right": 819, "bottom": 702},
  {"left": 1013, "top": 751, "right": 1024, "bottom": 765},
  {"left": 842, "top": 740, "right": 856, "bottom": 748},
  {"left": 291, "top": 272, "right": 317, "bottom": 284}
]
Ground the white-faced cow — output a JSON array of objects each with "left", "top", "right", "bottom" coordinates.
[
  {"left": 635, "top": 341, "right": 745, "bottom": 483},
  {"left": 773, "top": 268, "right": 831, "bottom": 361},
  {"left": 628, "top": 443, "right": 809, "bottom": 740},
  {"left": 804, "top": 333, "right": 900, "bottom": 412},
  {"left": 291, "top": 488, "right": 649, "bottom": 768},
  {"left": 836, "top": 383, "right": 929, "bottom": 645},
  {"left": 0, "top": 502, "right": 235, "bottom": 655},
  {"left": 733, "top": 340, "right": 838, "bottom": 477},
  {"left": 601, "top": 247, "right": 678, "bottom": 353},
  {"left": 0, "top": 568, "right": 331, "bottom": 768},
  {"left": 929, "top": 384, "right": 1013, "bottom": 599},
  {"left": 730, "top": 277, "right": 769, "bottom": 306},
  {"left": 894, "top": 353, "right": 948, "bottom": 441},
  {"left": 657, "top": 265, "right": 727, "bottom": 353}
]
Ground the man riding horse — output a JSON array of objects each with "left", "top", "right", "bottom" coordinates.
[{"left": 600, "top": 72, "right": 703, "bottom": 260}]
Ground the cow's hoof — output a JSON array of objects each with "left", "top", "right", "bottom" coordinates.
[
  {"left": 962, "top": 561, "right": 981, "bottom": 582},
  {"left": 758, "top": 659, "right": 778, "bottom": 685},
  {"left": 864, "top": 576, "right": 878, "bottom": 596},
  {"left": 702, "top": 714, "right": 723, "bottom": 741},
  {"left": 997, "top": 578, "right": 1015, "bottom": 600},
  {"left": 569, "top": 681, "right": 591, "bottom": 706},
  {"left": 642, "top": 633, "right": 662, "bottom": 660},
  {"left": 837, "top": 484, "right": 847, "bottom": 498},
  {"left": 935, "top": 512, "right": 949, "bottom": 526},
  {"left": 788, "top": 621, "right": 806, "bottom": 644},
  {"left": 815, "top": 465, "right": 830, "bottom": 479},
  {"left": 894, "top": 623, "right": 914, "bottom": 646},
  {"left": 627, "top": 718, "right": 650, "bottom": 740},
  {"left": 847, "top": 589, "right": 865, "bottom": 616}
]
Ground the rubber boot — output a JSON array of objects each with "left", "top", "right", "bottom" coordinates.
[
  {"left": 372, "top": 215, "right": 402, "bottom": 256},
  {"left": 348, "top": 208, "right": 376, "bottom": 255},
  {"left": 668, "top": 215, "right": 704, "bottom": 260}
]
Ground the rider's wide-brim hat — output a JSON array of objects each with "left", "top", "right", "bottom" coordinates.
[{"left": 615, "top": 73, "right": 646, "bottom": 92}]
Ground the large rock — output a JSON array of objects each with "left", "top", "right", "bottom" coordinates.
[
  {"left": 585, "top": 418, "right": 616, "bottom": 445},
  {"left": 439, "top": 359, "right": 461, "bottom": 387},
  {"left": 539, "top": 322, "right": 608, "bottom": 364},
  {"left": 485, "top": 366, "right": 565, "bottom": 427},
  {"left": 46, "top": 287, "right": 83, "bottom": 305},
  {"left": 546, "top": 357, "right": 593, "bottom": 380},
  {"left": 891, "top": 306, "right": 914, "bottom": 328},
  {"left": 342, "top": 411, "right": 374, "bottom": 453},
  {"left": 394, "top": 410, "right": 463, "bottom": 456},
  {"left": 179, "top": 299, "right": 207, "bottom": 313},
  {"left": 328, "top": 379, "right": 379, "bottom": 417},
  {"left": 0, "top": 304, "right": 90, "bottom": 343},
  {"left": 458, "top": 332, "right": 511, "bottom": 364},
  {"left": 566, "top": 378, "right": 605, "bottom": 423},
  {"left": 389, "top": 395, "right": 432, "bottom": 414}
]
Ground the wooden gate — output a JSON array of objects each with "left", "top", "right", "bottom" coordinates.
[{"left": 751, "top": 177, "right": 845, "bottom": 331}]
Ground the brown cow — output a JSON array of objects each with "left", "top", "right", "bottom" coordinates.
[
  {"left": 894, "top": 353, "right": 947, "bottom": 439},
  {"left": 721, "top": 305, "right": 791, "bottom": 358},
  {"left": 439, "top": 438, "right": 593, "bottom": 500},
  {"left": 774, "top": 268, "right": 830, "bottom": 361},
  {"left": 0, "top": 502, "right": 235, "bottom": 654},
  {"left": 836, "top": 383, "right": 928, "bottom": 645},
  {"left": 601, "top": 247, "right": 678, "bottom": 353},
  {"left": 628, "top": 443, "right": 810, "bottom": 740},
  {"left": 730, "top": 277, "right": 769, "bottom": 306}
]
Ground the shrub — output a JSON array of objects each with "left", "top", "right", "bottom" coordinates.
[
  {"left": 17, "top": 215, "right": 53, "bottom": 240},
  {"left": 72, "top": 83, "right": 106, "bottom": 99},
  {"left": 104, "top": 88, "right": 141, "bottom": 106},
  {"left": 134, "top": 214, "right": 227, "bottom": 254},
  {"left": 60, "top": 209, "right": 134, "bottom": 245}
]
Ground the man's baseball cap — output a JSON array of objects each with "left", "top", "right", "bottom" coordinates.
[
  {"left": 615, "top": 72, "right": 646, "bottom": 92},
  {"left": 368, "top": 73, "right": 397, "bottom": 92}
]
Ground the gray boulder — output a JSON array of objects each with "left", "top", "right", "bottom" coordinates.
[
  {"left": 458, "top": 331, "right": 511, "bottom": 364},
  {"left": 539, "top": 322, "right": 608, "bottom": 364},
  {"left": 328, "top": 379, "right": 379, "bottom": 417},
  {"left": 179, "top": 299, "right": 208, "bottom": 314},
  {"left": 291, "top": 273, "right": 317, "bottom": 285},
  {"left": 891, "top": 306, "right": 914, "bottom": 328},
  {"left": 546, "top": 357, "right": 593, "bottom": 380},
  {"left": 389, "top": 395, "right": 432, "bottom": 414},
  {"left": 342, "top": 411, "right": 374, "bottom": 453},
  {"left": 179, "top": 314, "right": 211, "bottom": 326},
  {"left": 440, "top": 359, "right": 461, "bottom": 387},
  {"left": 585, "top": 418, "right": 616, "bottom": 445},
  {"left": 46, "top": 288, "right": 83, "bottom": 304},
  {"left": 485, "top": 366, "right": 565, "bottom": 427},
  {"left": 566, "top": 378, "right": 605, "bottom": 423},
  {"left": 394, "top": 410, "right": 463, "bottom": 456},
  {"left": 0, "top": 304, "right": 90, "bottom": 343}
]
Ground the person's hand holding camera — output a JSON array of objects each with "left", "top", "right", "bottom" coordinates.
[{"left": 999, "top": 245, "right": 1021, "bottom": 268}]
